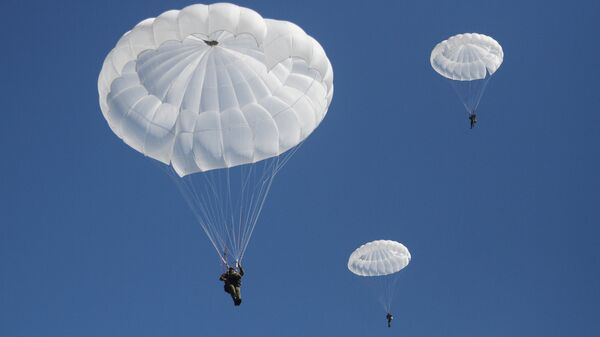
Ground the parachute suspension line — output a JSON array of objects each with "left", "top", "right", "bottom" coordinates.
[
  {"left": 165, "top": 167, "right": 226, "bottom": 263},
  {"left": 472, "top": 76, "right": 491, "bottom": 112},
  {"left": 235, "top": 162, "right": 264, "bottom": 262},
  {"left": 237, "top": 145, "right": 302, "bottom": 262},
  {"left": 235, "top": 164, "right": 251, "bottom": 260},
  {"left": 190, "top": 171, "right": 231, "bottom": 259},
  {"left": 209, "top": 169, "right": 228, "bottom": 258},
  {"left": 197, "top": 170, "right": 230, "bottom": 256},
  {"left": 225, "top": 167, "right": 236, "bottom": 255},
  {"left": 385, "top": 274, "right": 399, "bottom": 312},
  {"left": 214, "top": 167, "right": 242, "bottom": 263},
  {"left": 449, "top": 75, "right": 492, "bottom": 114},
  {"left": 375, "top": 274, "right": 400, "bottom": 313},
  {"left": 237, "top": 160, "right": 276, "bottom": 263},
  {"left": 274, "top": 141, "right": 303, "bottom": 175},
  {"left": 162, "top": 144, "right": 302, "bottom": 267}
]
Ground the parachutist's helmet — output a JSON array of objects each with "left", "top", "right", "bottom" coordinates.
[{"left": 228, "top": 267, "right": 235, "bottom": 272}]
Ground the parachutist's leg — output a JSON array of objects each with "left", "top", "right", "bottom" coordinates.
[
  {"left": 224, "top": 284, "right": 237, "bottom": 304},
  {"left": 229, "top": 287, "right": 241, "bottom": 305},
  {"left": 235, "top": 287, "right": 242, "bottom": 301}
]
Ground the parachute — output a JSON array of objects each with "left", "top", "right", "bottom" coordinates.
[
  {"left": 348, "top": 240, "right": 411, "bottom": 313},
  {"left": 98, "top": 3, "right": 334, "bottom": 266},
  {"left": 430, "top": 33, "right": 503, "bottom": 119}
]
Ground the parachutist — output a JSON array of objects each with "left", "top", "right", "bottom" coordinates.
[
  {"left": 100, "top": 5, "right": 333, "bottom": 281},
  {"left": 431, "top": 33, "right": 502, "bottom": 128},
  {"left": 202, "top": 39, "right": 219, "bottom": 47},
  {"left": 469, "top": 112, "right": 477, "bottom": 129},
  {"left": 386, "top": 313, "right": 393, "bottom": 328},
  {"left": 219, "top": 263, "right": 244, "bottom": 306}
]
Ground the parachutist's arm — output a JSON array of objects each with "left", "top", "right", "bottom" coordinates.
[{"left": 238, "top": 265, "right": 244, "bottom": 276}]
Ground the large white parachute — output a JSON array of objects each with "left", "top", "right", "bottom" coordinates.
[
  {"left": 431, "top": 33, "right": 503, "bottom": 81},
  {"left": 348, "top": 240, "right": 411, "bottom": 277},
  {"left": 348, "top": 240, "right": 411, "bottom": 313},
  {"left": 98, "top": 3, "right": 333, "bottom": 265},
  {"left": 99, "top": 3, "right": 333, "bottom": 177},
  {"left": 430, "top": 33, "right": 503, "bottom": 119}
]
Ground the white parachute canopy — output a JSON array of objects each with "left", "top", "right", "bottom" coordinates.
[
  {"left": 430, "top": 33, "right": 503, "bottom": 114},
  {"left": 348, "top": 240, "right": 411, "bottom": 277},
  {"left": 98, "top": 3, "right": 333, "bottom": 265},
  {"left": 348, "top": 240, "right": 411, "bottom": 313}
]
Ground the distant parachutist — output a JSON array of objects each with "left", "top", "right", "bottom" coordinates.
[
  {"left": 348, "top": 240, "right": 411, "bottom": 330},
  {"left": 430, "top": 33, "right": 503, "bottom": 129},
  {"left": 469, "top": 112, "right": 477, "bottom": 129}
]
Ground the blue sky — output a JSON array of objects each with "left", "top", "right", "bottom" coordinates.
[{"left": 1, "top": 0, "right": 599, "bottom": 336}]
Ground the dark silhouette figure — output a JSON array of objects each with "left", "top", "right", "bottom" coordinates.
[
  {"left": 202, "top": 39, "right": 219, "bottom": 47},
  {"left": 469, "top": 112, "right": 477, "bottom": 129},
  {"left": 386, "top": 313, "right": 393, "bottom": 328},
  {"left": 219, "top": 263, "right": 244, "bottom": 306}
]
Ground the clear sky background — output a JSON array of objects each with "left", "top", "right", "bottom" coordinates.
[{"left": 1, "top": 0, "right": 599, "bottom": 336}]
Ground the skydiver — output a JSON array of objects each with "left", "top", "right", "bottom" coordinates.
[
  {"left": 469, "top": 112, "right": 477, "bottom": 129},
  {"left": 386, "top": 313, "right": 393, "bottom": 328},
  {"left": 219, "top": 262, "right": 244, "bottom": 306}
]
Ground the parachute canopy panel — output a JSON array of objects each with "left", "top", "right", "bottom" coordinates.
[
  {"left": 430, "top": 33, "right": 503, "bottom": 81},
  {"left": 348, "top": 240, "right": 411, "bottom": 277},
  {"left": 98, "top": 3, "right": 334, "bottom": 177}
]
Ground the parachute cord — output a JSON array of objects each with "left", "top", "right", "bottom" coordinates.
[
  {"left": 183, "top": 173, "right": 228, "bottom": 261},
  {"left": 203, "top": 172, "right": 232, "bottom": 259},
  {"left": 373, "top": 273, "right": 400, "bottom": 313},
  {"left": 240, "top": 163, "right": 259, "bottom": 243},
  {"left": 238, "top": 163, "right": 257, "bottom": 260},
  {"left": 194, "top": 171, "right": 229, "bottom": 254},
  {"left": 222, "top": 249, "right": 229, "bottom": 268},
  {"left": 237, "top": 144, "right": 300, "bottom": 261},
  {"left": 212, "top": 170, "right": 235, "bottom": 258},
  {"left": 386, "top": 274, "right": 399, "bottom": 312},
  {"left": 162, "top": 165, "right": 226, "bottom": 264},
  {"left": 473, "top": 76, "right": 491, "bottom": 112},
  {"left": 224, "top": 168, "right": 238, "bottom": 258},
  {"left": 449, "top": 76, "right": 492, "bottom": 115},
  {"left": 238, "top": 157, "right": 279, "bottom": 262},
  {"left": 236, "top": 165, "right": 249, "bottom": 260}
]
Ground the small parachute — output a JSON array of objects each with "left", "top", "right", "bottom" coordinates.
[
  {"left": 430, "top": 33, "right": 503, "bottom": 125},
  {"left": 98, "top": 3, "right": 333, "bottom": 267},
  {"left": 348, "top": 240, "right": 411, "bottom": 313}
]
